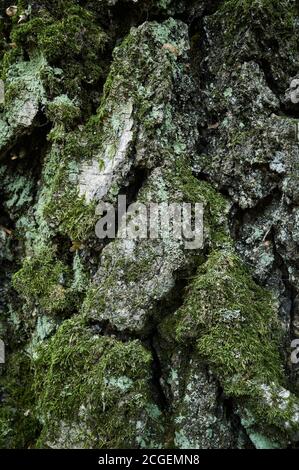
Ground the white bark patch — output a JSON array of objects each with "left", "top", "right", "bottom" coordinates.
[{"left": 78, "top": 100, "right": 134, "bottom": 203}]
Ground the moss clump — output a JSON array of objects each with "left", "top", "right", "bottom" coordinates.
[
  {"left": 0, "top": 352, "right": 40, "bottom": 448},
  {"left": 33, "top": 315, "right": 164, "bottom": 448},
  {"left": 2, "top": 3, "right": 110, "bottom": 104},
  {"left": 220, "top": 0, "right": 296, "bottom": 32},
  {"left": 160, "top": 248, "right": 299, "bottom": 444},
  {"left": 42, "top": 193, "right": 96, "bottom": 243},
  {"left": 217, "top": 0, "right": 298, "bottom": 39},
  {"left": 164, "top": 159, "right": 231, "bottom": 248},
  {"left": 12, "top": 246, "right": 73, "bottom": 315},
  {"left": 173, "top": 249, "right": 283, "bottom": 379},
  {"left": 46, "top": 95, "right": 80, "bottom": 129},
  {"left": 11, "top": 4, "right": 108, "bottom": 64}
]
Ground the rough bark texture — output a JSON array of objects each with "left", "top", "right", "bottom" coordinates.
[{"left": 1, "top": 0, "right": 299, "bottom": 449}]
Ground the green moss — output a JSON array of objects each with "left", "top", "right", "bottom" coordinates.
[
  {"left": 11, "top": 5, "right": 108, "bottom": 62},
  {"left": 41, "top": 180, "right": 97, "bottom": 243},
  {"left": 33, "top": 315, "right": 164, "bottom": 448},
  {"left": 2, "top": 3, "right": 110, "bottom": 102},
  {"left": 12, "top": 240, "right": 90, "bottom": 317},
  {"left": 221, "top": 0, "right": 294, "bottom": 17},
  {"left": 0, "top": 352, "right": 40, "bottom": 448},
  {"left": 220, "top": 0, "right": 296, "bottom": 37},
  {"left": 12, "top": 246, "right": 72, "bottom": 315},
  {"left": 183, "top": 250, "right": 282, "bottom": 380},
  {"left": 46, "top": 95, "right": 80, "bottom": 128},
  {"left": 165, "top": 159, "right": 231, "bottom": 248},
  {"left": 160, "top": 248, "right": 299, "bottom": 444}
]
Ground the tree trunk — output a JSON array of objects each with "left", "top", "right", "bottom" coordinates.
[{"left": 1, "top": 0, "right": 299, "bottom": 449}]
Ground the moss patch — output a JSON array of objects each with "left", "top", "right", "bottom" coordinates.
[
  {"left": 2, "top": 2, "right": 110, "bottom": 108},
  {"left": 220, "top": 0, "right": 296, "bottom": 34},
  {"left": 12, "top": 245, "right": 84, "bottom": 316},
  {"left": 0, "top": 352, "right": 40, "bottom": 448},
  {"left": 33, "top": 315, "right": 164, "bottom": 448},
  {"left": 160, "top": 248, "right": 299, "bottom": 444}
]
